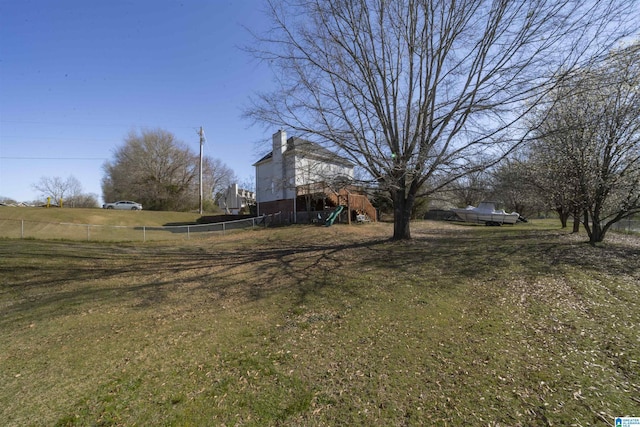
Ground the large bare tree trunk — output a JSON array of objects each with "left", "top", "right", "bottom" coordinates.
[{"left": 392, "top": 189, "right": 414, "bottom": 240}]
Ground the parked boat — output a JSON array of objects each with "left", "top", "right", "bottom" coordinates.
[{"left": 451, "top": 201, "right": 521, "bottom": 226}]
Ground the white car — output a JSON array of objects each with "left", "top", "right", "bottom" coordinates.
[{"left": 102, "top": 200, "right": 143, "bottom": 210}]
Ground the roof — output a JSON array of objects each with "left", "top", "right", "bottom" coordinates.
[
  {"left": 254, "top": 151, "right": 273, "bottom": 165},
  {"left": 253, "top": 136, "right": 353, "bottom": 168}
]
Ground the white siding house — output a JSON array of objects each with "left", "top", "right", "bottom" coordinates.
[
  {"left": 253, "top": 130, "right": 355, "bottom": 218},
  {"left": 217, "top": 184, "right": 255, "bottom": 214}
]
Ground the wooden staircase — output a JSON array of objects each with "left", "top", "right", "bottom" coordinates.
[{"left": 296, "top": 181, "right": 377, "bottom": 223}]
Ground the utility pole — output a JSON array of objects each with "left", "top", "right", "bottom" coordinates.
[{"left": 198, "top": 126, "right": 206, "bottom": 215}]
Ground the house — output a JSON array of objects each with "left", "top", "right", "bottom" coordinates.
[
  {"left": 253, "top": 129, "right": 376, "bottom": 223},
  {"left": 217, "top": 184, "right": 255, "bottom": 214}
]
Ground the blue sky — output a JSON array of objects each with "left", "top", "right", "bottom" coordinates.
[{"left": 0, "top": 0, "right": 276, "bottom": 203}]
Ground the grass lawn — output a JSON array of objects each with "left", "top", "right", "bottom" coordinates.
[
  {"left": 0, "top": 206, "right": 207, "bottom": 226},
  {"left": 0, "top": 206, "right": 222, "bottom": 241},
  {"left": 1, "top": 220, "right": 639, "bottom": 426}
]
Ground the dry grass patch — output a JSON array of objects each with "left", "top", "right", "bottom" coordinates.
[{"left": 1, "top": 220, "right": 639, "bottom": 426}]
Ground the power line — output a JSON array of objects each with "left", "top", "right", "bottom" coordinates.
[
  {"left": 0, "top": 156, "right": 107, "bottom": 160},
  {"left": 0, "top": 135, "right": 117, "bottom": 142},
  {"left": 0, "top": 119, "right": 199, "bottom": 130}
]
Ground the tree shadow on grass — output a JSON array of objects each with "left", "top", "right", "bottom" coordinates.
[{"left": 1, "top": 226, "right": 638, "bottom": 325}]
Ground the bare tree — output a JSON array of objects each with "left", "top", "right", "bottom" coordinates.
[
  {"left": 529, "top": 43, "right": 640, "bottom": 243},
  {"left": 247, "top": 0, "right": 638, "bottom": 239},
  {"left": 103, "top": 129, "right": 195, "bottom": 210},
  {"left": 103, "top": 128, "right": 237, "bottom": 211},
  {"left": 205, "top": 157, "right": 237, "bottom": 211},
  {"left": 205, "top": 157, "right": 237, "bottom": 203},
  {"left": 446, "top": 171, "right": 492, "bottom": 209},
  {"left": 0, "top": 196, "right": 17, "bottom": 205},
  {"left": 488, "top": 159, "right": 540, "bottom": 219},
  {"left": 32, "top": 175, "right": 82, "bottom": 205}
]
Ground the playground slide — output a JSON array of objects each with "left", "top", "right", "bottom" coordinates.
[{"left": 325, "top": 205, "right": 344, "bottom": 226}]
